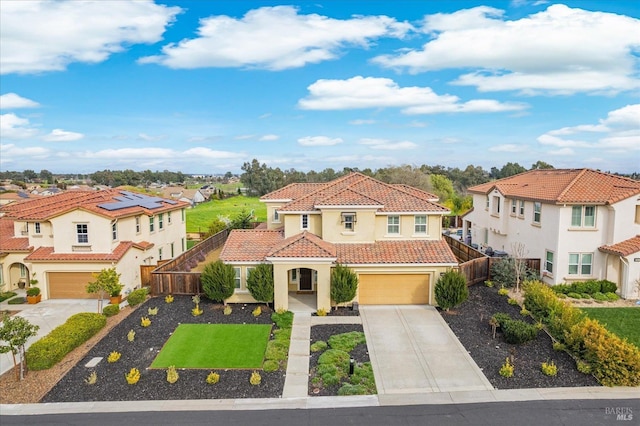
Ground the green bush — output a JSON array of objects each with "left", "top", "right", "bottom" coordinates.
[
  {"left": 26, "top": 313, "right": 106, "bottom": 370},
  {"left": 592, "top": 292, "right": 608, "bottom": 302},
  {"left": 498, "top": 287, "right": 509, "bottom": 296},
  {"left": 0, "top": 291, "right": 17, "bottom": 302},
  {"left": 264, "top": 339, "right": 288, "bottom": 361},
  {"left": 567, "top": 292, "right": 582, "bottom": 299},
  {"left": 491, "top": 312, "right": 512, "bottom": 327},
  {"left": 605, "top": 292, "right": 619, "bottom": 301},
  {"left": 582, "top": 280, "right": 600, "bottom": 294},
  {"left": 246, "top": 263, "right": 274, "bottom": 304},
  {"left": 102, "top": 304, "right": 120, "bottom": 317},
  {"left": 571, "top": 281, "right": 588, "bottom": 294},
  {"left": 580, "top": 293, "right": 591, "bottom": 299},
  {"left": 330, "top": 263, "right": 358, "bottom": 306},
  {"left": 310, "top": 340, "right": 328, "bottom": 353},
  {"left": 271, "top": 311, "right": 293, "bottom": 329},
  {"left": 501, "top": 319, "right": 538, "bottom": 344},
  {"left": 507, "top": 298, "right": 518, "bottom": 305},
  {"left": 552, "top": 284, "right": 572, "bottom": 294},
  {"left": 317, "top": 349, "right": 350, "bottom": 386},
  {"left": 262, "top": 360, "right": 280, "bottom": 372},
  {"left": 328, "top": 331, "right": 365, "bottom": 352},
  {"left": 201, "top": 260, "right": 236, "bottom": 303},
  {"left": 127, "top": 288, "right": 148, "bottom": 307},
  {"left": 434, "top": 270, "right": 468, "bottom": 311},
  {"left": 599, "top": 280, "right": 617, "bottom": 293},
  {"left": 7, "top": 297, "right": 25, "bottom": 305}
]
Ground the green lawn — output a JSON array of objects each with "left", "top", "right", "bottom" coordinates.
[
  {"left": 151, "top": 324, "right": 272, "bottom": 369},
  {"left": 186, "top": 195, "right": 267, "bottom": 233},
  {"left": 580, "top": 307, "right": 640, "bottom": 348}
]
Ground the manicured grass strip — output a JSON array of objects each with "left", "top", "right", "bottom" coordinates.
[
  {"left": 185, "top": 195, "right": 266, "bottom": 233},
  {"left": 580, "top": 308, "right": 640, "bottom": 348},
  {"left": 151, "top": 324, "right": 271, "bottom": 369}
]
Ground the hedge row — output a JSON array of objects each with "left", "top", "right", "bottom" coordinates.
[
  {"left": 552, "top": 279, "right": 617, "bottom": 295},
  {"left": 26, "top": 312, "right": 106, "bottom": 370},
  {"left": 524, "top": 280, "right": 640, "bottom": 386}
]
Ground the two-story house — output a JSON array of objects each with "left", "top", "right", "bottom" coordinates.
[
  {"left": 0, "top": 190, "right": 189, "bottom": 299},
  {"left": 464, "top": 169, "right": 640, "bottom": 299},
  {"left": 219, "top": 172, "right": 458, "bottom": 311}
]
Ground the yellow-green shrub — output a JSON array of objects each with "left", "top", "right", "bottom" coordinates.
[
  {"left": 107, "top": 351, "right": 121, "bottom": 363},
  {"left": 206, "top": 371, "right": 220, "bottom": 384},
  {"left": 166, "top": 365, "right": 179, "bottom": 384},
  {"left": 541, "top": 360, "right": 558, "bottom": 376},
  {"left": 249, "top": 371, "right": 261, "bottom": 385},
  {"left": 125, "top": 368, "right": 141, "bottom": 385},
  {"left": 165, "top": 294, "right": 174, "bottom": 303},
  {"left": 499, "top": 358, "right": 514, "bottom": 378}
]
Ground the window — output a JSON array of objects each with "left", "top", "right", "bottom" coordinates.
[
  {"left": 511, "top": 199, "right": 517, "bottom": 215},
  {"left": 76, "top": 224, "right": 88, "bottom": 244},
  {"left": 19, "top": 264, "right": 27, "bottom": 278},
  {"left": 181, "top": 208, "right": 185, "bottom": 222},
  {"left": 149, "top": 216, "right": 155, "bottom": 232},
  {"left": 111, "top": 222, "right": 117, "bottom": 241},
  {"left": 170, "top": 243, "right": 174, "bottom": 258},
  {"left": 158, "top": 214, "right": 164, "bottom": 230},
  {"left": 234, "top": 267, "right": 241, "bottom": 289},
  {"left": 158, "top": 248, "right": 163, "bottom": 261},
  {"left": 485, "top": 196, "right": 490, "bottom": 210},
  {"left": 492, "top": 196, "right": 501, "bottom": 215},
  {"left": 545, "top": 250, "right": 554, "bottom": 274},
  {"left": 135, "top": 217, "right": 141, "bottom": 233},
  {"left": 341, "top": 212, "right": 355, "bottom": 231},
  {"left": 519, "top": 200, "right": 525, "bottom": 216},
  {"left": 301, "top": 214, "right": 309, "bottom": 230},
  {"left": 167, "top": 211, "right": 172, "bottom": 224},
  {"left": 414, "top": 215, "right": 427, "bottom": 234},
  {"left": 273, "top": 209, "right": 280, "bottom": 223},
  {"left": 181, "top": 237, "right": 185, "bottom": 252},
  {"left": 636, "top": 205, "right": 640, "bottom": 224},
  {"left": 533, "top": 202, "right": 542, "bottom": 224},
  {"left": 34, "top": 222, "right": 41, "bottom": 234},
  {"left": 571, "top": 205, "right": 596, "bottom": 228},
  {"left": 387, "top": 216, "right": 400, "bottom": 234},
  {"left": 569, "top": 253, "right": 593, "bottom": 275},
  {"left": 291, "top": 269, "right": 298, "bottom": 282}
]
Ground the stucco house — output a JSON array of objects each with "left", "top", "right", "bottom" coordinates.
[
  {"left": 463, "top": 169, "right": 640, "bottom": 299},
  {"left": 219, "top": 172, "right": 458, "bottom": 311},
  {"left": 0, "top": 190, "right": 188, "bottom": 299},
  {"left": 161, "top": 186, "right": 207, "bottom": 206}
]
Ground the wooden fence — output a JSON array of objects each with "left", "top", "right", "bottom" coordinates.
[{"left": 149, "top": 229, "right": 229, "bottom": 296}]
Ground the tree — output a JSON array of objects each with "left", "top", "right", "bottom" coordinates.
[
  {"left": 230, "top": 208, "right": 254, "bottom": 229},
  {"left": 330, "top": 264, "right": 358, "bottom": 308},
  {"left": 430, "top": 174, "right": 455, "bottom": 201},
  {"left": 531, "top": 160, "right": 554, "bottom": 170},
  {"left": 511, "top": 242, "right": 529, "bottom": 293},
  {"left": 246, "top": 263, "right": 274, "bottom": 306},
  {"left": 434, "top": 270, "right": 468, "bottom": 311},
  {"left": 201, "top": 260, "right": 236, "bottom": 304},
  {"left": 443, "top": 194, "right": 473, "bottom": 228},
  {"left": 86, "top": 268, "right": 123, "bottom": 313},
  {"left": 204, "top": 217, "right": 228, "bottom": 237},
  {"left": 0, "top": 314, "right": 39, "bottom": 380},
  {"left": 39, "top": 169, "right": 53, "bottom": 184}
]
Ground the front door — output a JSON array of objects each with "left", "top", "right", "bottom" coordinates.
[{"left": 299, "top": 268, "right": 313, "bottom": 291}]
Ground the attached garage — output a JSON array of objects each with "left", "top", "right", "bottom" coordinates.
[
  {"left": 48, "top": 272, "right": 97, "bottom": 299},
  {"left": 358, "top": 273, "right": 431, "bottom": 305}
]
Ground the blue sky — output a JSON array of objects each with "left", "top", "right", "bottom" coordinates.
[{"left": 1, "top": 0, "right": 638, "bottom": 174}]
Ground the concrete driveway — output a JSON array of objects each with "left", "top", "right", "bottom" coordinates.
[
  {"left": 360, "top": 305, "right": 493, "bottom": 394},
  {"left": 0, "top": 297, "right": 98, "bottom": 376}
]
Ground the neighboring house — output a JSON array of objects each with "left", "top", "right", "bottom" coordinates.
[
  {"left": 219, "top": 172, "right": 458, "bottom": 311},
  {"left": 0, "top": 191, "right": 32, "bottom": 206},
  {"left": 0, "top": 190, "right": 189, "bottom": 300},
  {"left": 30, "top": 186, "right": 63, "bottom": 196},
  {"left": 464, "top": 169, "right": 640, "bottom": 299},
  {"left": 161, "top": 186, "right": 207, "bottom": 206}
]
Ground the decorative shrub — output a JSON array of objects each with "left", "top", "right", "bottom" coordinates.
[
  {"left": 497, "top": 287, "right": 509, "bottom": 296},
  {"left": 501, "top": 319, "right": 539, "bottom": 344},
  {"left": 311, "top": 340, "right": 328, "bottom": 353},
  {"left": 328, "top": 331, "right": 366, "bottom": 352},
  {"left": 107, "top": 351, "right": 121, "bottom": 363},
  {"left": 552, "top": 284, "right": 572, "bottom": 294},
  {"left": 206, "top": 371, "right": 220, "bottom": 384},
  {"left": 484, "top": 280, "right": 494, "bottom": 288},
  {"left": 0, "top": 291, "right": 17, "bottom": 302},
  {"left": 576, "top": 360, "right": 592, "bottom": 374},
  {"left": 85, "top": 371, "right": 97, "bottom": 385},
  {"left": 125, "top": 368, "right": 141, "bottom": 385},
  {"left": 580, "top": 293, "right": 591, "bottom": 299},
  {"left": 600, "top": 280, "right": 617, "bottom": 293},
  {"left": 507, "top": 298, "right": 518, "bottom": 305},
  {"left": 252, "top": 306, "right": 262, "bottom": 317},
  {"left": 271, "top": 310, "right": 293, "bottom": 329},
  {"left": 249, "top": 371, "right": 261, "bottom": 386},
  {"left": 223, "top": 305, "right": 232, "bottom": 315},
  {"left": 147, "top": 307, "right": 159, "bottom": 316},
  {"left": 7, "top": 297, "right": 25, "bottom": 305},
  {"left": 567, "top": 292, "right": 582, "bottom": 299},
  {"left": 434, "top": 270, "right": 468, "bottom": 311},
  {"left": 246, "top": 263, "right": 274, "bottom": 305},
  {"left": 316, "top": 308, "right": 327, "bottom": 317},
  {"left": 605, "top": 292, "right": 619, "bottom": 301},
  {"left": 491, "top": 312, "right": 512, "bottom": 327},
  {"left": 520, "top": 308, "right": 530, "bottom": 316},
  {"left": 127, "top": 329, "right": 135, "bottom": 342},
  {"left": 541, "top": 360, "right": 558, "bottom": 376},
  {"left": 26, "top": 313, "right": 106, "bottom": 370},
  {"left": 26, "top": 287, "right": 41, "bottom": 297},
  {"left": 140, "top": 317, "right": 151, "bottom": 327},
  {"left": 165, "top": 294, "right": 174, "bottom": 303},
  {"left": 592, "top": 292, "right": 608, "bottom": 302},
  {"left": 192, "top": 306, "right": 203, "bottom": 316},
  {"left": 262, "top": 360, "right": 279, "bottom": 372},
  {"left": 102, "top": 304, "right": 120, "bottom": 317},
  {"left": 166, "top": 365, "right": 179, "bottom": 384},
  {"left": 127, "top": 288, "right": 148, "bottom": 307},
  {"left": 331, "top": 263, "right": 359, "bottom": 307},
  {"left": 201, "top": 260, "right": 236, "bottom": 303},
  {"left": 499, "top": 358, "right": 514, "bottom": 378},
  {"left": 571, "top": 281, "right": 588, "bottom": 294},
  {"left": 490, "top": 257, "right": 539, "bottom": 288},
  {"left": 552, "top": 342, "right": 566, "bottom": 352}
]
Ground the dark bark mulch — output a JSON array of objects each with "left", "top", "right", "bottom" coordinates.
[
  {"left": 42, "top": 296, "right": 286, "bottom": 402},
  {"left": 308, "top": 324, "right": 370, "bottom": 396},
  {"left": 312, "top": 306, "right": 360, "bottom": 317},
  {"left": 439, "top": 284, "right": 599, "bottom": 389}
]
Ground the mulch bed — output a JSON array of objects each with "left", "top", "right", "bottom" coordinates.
[
  {"left": 439, "top": 284, "right": 599, "bottom": 389},
  {"left": 42, "top": 296, "right": 286, "bottom": 402},
  {"left": 308, "top": 324, "right": 370, "bottom": 396}
]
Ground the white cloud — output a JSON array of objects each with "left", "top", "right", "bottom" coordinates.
[
  {"left": 42, "top": 128, "right": 84, "bottom": 142},
  {"left": 298, "top": 76, "right": 526, "bottom": 114},
  {"left": 235, "top": 134, "right": 255, "bottom": 140},
  {"left": 139, "top": 6, "right": 412, "bottom": 70},
  {"left": 298, "top": 136, "right": 343, "bottom": 146},
  {"left": 0, "top": 0, "right": 181, "bottom": 74},
  {"left": 258, "top": 113, "right": 272, "bottom": 119},
  {"left": 0, "top": 113, "right": 39, "bottom": 139},
  {"left": 349, "top": 119, "right": 376, "bottom": 125},
  {"left": 538, "top": 104, "right": 640, "bottom": 151},
  {"left": 82, "top": 147, "right": 243, "bottom": 161},
  {"left": 259, "top": 134, "right": 279, "bottom": 141},
  {"left": 373, "top": 5, "right": 640, "bottom": 94},
  {"left": 137, "top": 133, "right": 166, "bottom": 142},
  {"left": 0, "top": 93, "right": 40, "bottom": 109},
  {"left": 548, "top": 148, "right": 575, "bottom": 156},
  {"left": 359, "top": 138, "right": 417, "bottom": 150},
  {"left": 489, "top": 144, "right": 527, "bottom": 152},
  {"left": 0, "top": 143, "right": 50, "bottom": 158}
]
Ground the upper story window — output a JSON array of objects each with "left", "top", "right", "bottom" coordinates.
[
  {"left": 273, "top": 209, "right": 280, "bottom": 223},
  {"left": 158, "top": 213, "right": 164, "bottom": 230},
  {"left": 234, "top": 267, "right": 241, "bottom": 289},
  {"left": 511, "top": 199, "right": 517, "bottom": 215},
  {"left": 519, "top": 200, "right": 525, "bottom": 216},
  {"left": 111, "top": 222, "right": 117, "bottom": 241},
  {"left": 636, "top": 206, "right": 640, "bottom": 224},
  {"left": 170, "top": 243, "right": 174, "bottom": 258},
  {"left": 387, "top": 215, "right": 400, "bottom": 234},
  {"left": 301, "top": 214, "right": 309, "bottom": 230},
  {"left": 568, "top": 253, "right": 592, "bottom": 276},
  {"left": 341, "top": 212, "right": 356, "bottom": 231},
  {"left": 149, "top": 216, "right": 155, "bottom": 232},
  {"left": 485, "top": 196, "right": 490, "bottom": 210},
  {"left": 76, "top": 223, "right": 88, "bottom": 244},
  {"left": 414, "top": 215, "right": 427, "bottom": 234},
  {"left": 533, "top": 202, "right": 542, "bottom": 224},
  {"left": 34, "top": 222, "right": 41, "bottom": 234},
  {"left": 167, "top": 211, "right": 172, "bottom": 224},
  {"left": 571, "top": 205, "right": 595, "bottom": 228},
  {"left": 181, "top": 208, "right": 185, "bottom": 223},
  {"left": 135, "top": 216, "right": 141, "bottom": 234},
  {"left": 492, "top": 196, "right": 501, "bottom": 215}
]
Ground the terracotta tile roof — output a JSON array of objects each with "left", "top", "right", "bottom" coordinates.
[
  {"left": 219, "top": 229, "right": 285, "bottom": 262},
  {"left": 599, "top": 236, "right": 640, "bottom": 257},
  {"left": 1, "top": 189, "right": 189, "bottom": 221},
  {"left": 468, "top": 169, "right": 640, "bottom": 205},
  {"left": 276, "top": 172, "right": 448, "bottom": 213},
  {"left": 336, "top": 240, "right": 458, "bottom": 265},
  {"left": 267, "top": 231, "right": 336, "bottom": 258},
  {"left": 0, "top": 218, "right": 31, "bottom": 253},
  {"left": 260, "top": 183, "right": 326, "bottom": 201},
  {"left": 24, "top": 241, "right": 151, "bottom": 262},
  {"left": 392, "top": 184, "right": 439, "bottom": 202}
]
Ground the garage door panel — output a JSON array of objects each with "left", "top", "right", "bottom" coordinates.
[
  {"left": 48, "top": 272, "right": 97, "bottom": 299},
  {"left": 359, "top": 274, "right": 430, "bottom": 305}
]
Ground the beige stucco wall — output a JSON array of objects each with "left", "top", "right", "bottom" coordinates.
[
  {"left": 263, "top": 202, "right": 284, "bottom": 230},
  {"left": 374, "top": 213, "right": 441, "bottom": 241},
  {"left": 320, "top": 209, "right": 377, "bottom": 243},
  {"left": 0, "top": 252, "right": 31, "bottom": 291},
  {"left": 271, "top": 261, "right": 332, "bottom": 311},
  {"left": 283, "top": 213, "right": 322, "bottom": 239}
]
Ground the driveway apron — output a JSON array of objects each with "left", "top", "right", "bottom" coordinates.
[{"left": 360, "top": 305, "right": 493, "bottom": 394}]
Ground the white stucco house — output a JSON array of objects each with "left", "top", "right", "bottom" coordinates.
[
  {"left": 463, "top": 169, "right": 640, "bottom": 299},
  {"left": 0, "top": 190, "right": 189, "bottom": 299}
]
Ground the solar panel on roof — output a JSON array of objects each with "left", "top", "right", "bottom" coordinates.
[{"left": 98, "top": 191, "right": 177, "bottom": 211}]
